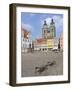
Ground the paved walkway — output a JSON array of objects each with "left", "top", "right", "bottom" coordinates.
[{"left": 21, "top": 50, "right": 63, "bottom": 77}]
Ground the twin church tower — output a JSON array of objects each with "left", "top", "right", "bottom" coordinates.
[{"left": 42, "top": 19, "right": 56, "bottom": 39}]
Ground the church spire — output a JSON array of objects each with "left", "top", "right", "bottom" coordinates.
[
  {"left": 50, "top": 19, "right": 54, "bottom": 24},
  {"left": 44, "top": 20, "right": 47, "bottom": 25}
]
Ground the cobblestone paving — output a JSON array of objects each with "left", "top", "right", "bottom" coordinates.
[{"left": 21, "top": 50, "right": 63, "bottom": 77}]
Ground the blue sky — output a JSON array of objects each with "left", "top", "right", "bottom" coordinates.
[{"left": 21, "top": 12, "right": 63, "bottom": 40}]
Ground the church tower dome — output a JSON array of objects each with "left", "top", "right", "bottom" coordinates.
[
  {"left": 50, "top": 19, "right": 56, "bottom": 38},
  {"left": 42, "top": 20, "right": 49, "bottom": 39},
  {"left": 43, "top": 20, "right": 48, "bottom": 30},
  {"left": 42, "top": 19, "right": 56, "bottom": 39}
]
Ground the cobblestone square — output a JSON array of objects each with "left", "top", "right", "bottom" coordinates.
[{"left": 21, "top": 50, "right": 63, "bottom": 77}]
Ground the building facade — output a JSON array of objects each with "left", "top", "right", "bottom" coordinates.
[
  {"left": 42, "top": 19, "right": 56, "bottom": 39},
  {"left": 34, "top": 38, "right": 58, "bottom": 51},
  {"left": 42, "top": 19, "right": 57, "bottom": 49},
  {"left": 33, "top": 19, "right": 57, "bottom": 51},
  {"left": 34, "top": 38, "right": 48, "bottom": 51},
  {"left": 53, "top": 38, "right": 58, "bottom": 49},
  {"left": 46, "top": 38, "right": 58, "bottom": 49},
  {"left": 21, "top": 27, "right": 32, "bottom": 53},
  {"left": 60, "top": 33, "right": 63, "bottom": 50},
  {"left": 47, "top": 38, "right": 54, "bottom": 49}
]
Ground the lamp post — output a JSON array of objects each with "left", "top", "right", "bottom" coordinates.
[{"left": 58, "top": 38, "right": 60, "bottom": 51}]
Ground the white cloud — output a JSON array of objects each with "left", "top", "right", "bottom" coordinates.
[
  {"left": 21, "top": 23, "right": 33, "bottom": 32},
  {"left": 52, "top": 15, "right": 63, "bottom": 28},
  {"left": 52, "top": 15, "right": 63, "bottom": 38},
  {"left": 46, "top": 18, "right": 51, "bottom": 26},
  {"left": 40, "top": 15, "right": 63, "bottom": 38},
  {"left": 40, "top": 17, "right": 51, "bottom": 26},
  {"left": 40, "top": 19, "right": 44, "bottom": 26},
  {"left": 29, "top": 13, "right": 35, "bottom": 17},
  {"left": 41, "top": 15, "right": 63, "bottom": 30}
]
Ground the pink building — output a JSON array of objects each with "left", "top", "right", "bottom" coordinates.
[{"left": 34, "top": 38, "right": 48, "bottom": 51}]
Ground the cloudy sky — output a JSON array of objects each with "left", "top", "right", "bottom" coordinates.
[{"left": 21, "top": 12, "right": 63, "bottom": 40}]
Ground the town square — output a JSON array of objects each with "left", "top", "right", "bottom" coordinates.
[
  {"left": 21, "top": 50, "right": 63, "bottom": 77},
  {"left": 21, "top": 13, "right": 63, "bottom": 77}
]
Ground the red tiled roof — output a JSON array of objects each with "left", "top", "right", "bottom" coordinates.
[{"left": 36, "top": 38, "right": 47, "bottom": 44}]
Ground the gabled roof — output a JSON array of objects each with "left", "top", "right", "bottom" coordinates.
[{"left": 21, "top": 27, "right": 31, "bottom": 39}]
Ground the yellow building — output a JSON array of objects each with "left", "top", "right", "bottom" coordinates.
[
  {"left": 47, "top": 38, "right": 58, "bottom": 49},
  {"left": 47, "top": 38, "right": 54, "bottom": 49}
]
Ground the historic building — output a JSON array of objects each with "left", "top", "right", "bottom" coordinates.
[
  {"left": 34, "top": 38, "right": 58, "bottom": 51},
  {"left": 46, "top": 38, "right": 58, "bottom": 49},
  {"left": 42, "top": 19, "right": 56, "bottom": 39},
  {"left": 60, "top": 33, "right": 63, "bottom": 50},
  {"left": 42, "top": 19, "right": 57, "bottom": 49},
  {"left": 53, "top": 38, "right": 58, "bottom": 49},
  {"left": 34, "top": 19, "right": 57, "bottom": 51},
  {"left": 47, "top": 38, "right": 54, "bottom": 49},
  {"left": 21, "top": 27, "right": 32, "bottom": 53},
  {"left": 21, "top": 19, "right": 58, "bottom": 52},
  {"left": 34, "top": 38, "right": 48, "bottom": 51}
]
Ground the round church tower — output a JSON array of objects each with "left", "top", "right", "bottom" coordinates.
[
  {"left": 42, "top": 19, "right": 56, "bottom": 39},
  {"left": 42, "top": 20, "right": 50, "bottom": 39},
  {"left": 49, "top": 19, "right": 56, "bottom": 38}
]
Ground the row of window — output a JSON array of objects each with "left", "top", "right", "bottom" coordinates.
[{"left": 22, "top": 38, "right": 31, "bottom": 42}]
